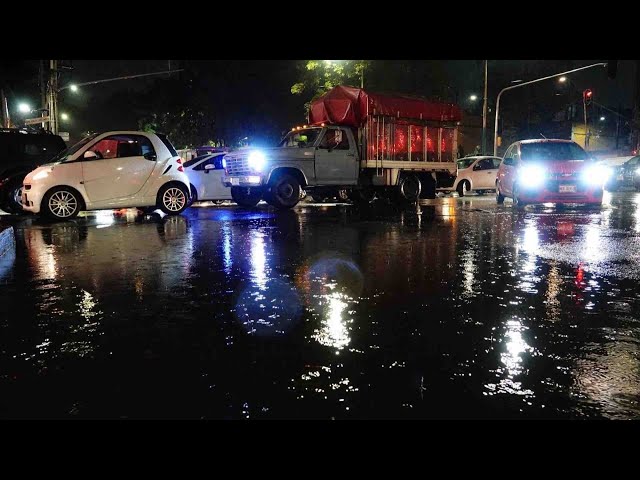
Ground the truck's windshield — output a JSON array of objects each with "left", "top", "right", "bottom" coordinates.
[{"left": 279, "top": 128, "right": 322, "bottom": 148}]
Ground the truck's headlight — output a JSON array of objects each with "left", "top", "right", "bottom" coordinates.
[
  {"left": 583, "top": 165, "right": 612, "bottom": 185},
  {"left": 248, "top": 151, "right": 266, "bottom": 171},
  {"left": 222, "top": 158, "right": 227, "bottom": 169},
  {"left": 519, "top": 165, "right": 546, "bottom": 187}
]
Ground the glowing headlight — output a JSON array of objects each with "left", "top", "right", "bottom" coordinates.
[
  {"left": 583, "top": 165, "right": 612, "bottom": 185},
  {"left": 32, "top": 170, "right": 50, "bottom": 181},
  {"left": 519, "top": 165, "right": 546, "bottom": 187},
  {"left": 248, "top": 151, "right": 266, "bottom": 171},
  {"left": 635, "top": 167, "right": 640, "bottom": 176},
  {"left": 222, "top": 157, "right": 227, "bottom": 169}
]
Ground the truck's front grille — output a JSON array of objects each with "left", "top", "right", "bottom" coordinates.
[{"left": 225, "top": 154, "right": 252, "bottom": 176}]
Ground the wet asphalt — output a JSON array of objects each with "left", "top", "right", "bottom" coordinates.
[{"left": 0, "top": 191, "right": 639, "bottom": 419}]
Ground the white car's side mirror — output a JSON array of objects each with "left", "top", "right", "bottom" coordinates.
[
  {"left": 204, "top": 164, "right": 214, "bottom": 173},
  {"left": 83, "top": 150, "right": 98, "bottom": 160}
]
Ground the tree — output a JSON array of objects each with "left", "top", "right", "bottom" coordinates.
[{"left": 291, "top": 60, "right": 370, "bottom": 113}]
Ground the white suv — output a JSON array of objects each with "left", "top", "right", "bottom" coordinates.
[{"left": 21, "top": 131, "right": 191, "bottom": 220}]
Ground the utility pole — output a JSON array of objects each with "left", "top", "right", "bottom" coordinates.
[
  {"left": 583, "top": 93, "right": 589, "bottom": 150},
  {"left": 39, "top": 60, "right": 47, "bottom": 130},
  {"left": 1, "top": 90, "right": 10, "bottom": 128},
  {"left": 481, "top": 60, "right": 488, "bottom": 155},
  {"left": 634, "top": 60, "right": 640, "bottom": 152},
  {"left": 47, "top": 59, "right": 59, "bottom": 134}
]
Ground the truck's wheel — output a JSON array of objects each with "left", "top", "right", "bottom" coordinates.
[
  {"left": 398, "top": 175, "right": 421, "bottom": 203},
  {"left": 231, "top": 187, "right": 262, "bottom": 207},
  {"left": 267, "top": 174, "right": 301, "bottom": 209}
]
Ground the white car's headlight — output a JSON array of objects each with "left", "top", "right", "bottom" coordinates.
[
  {"left": 583, "top": 165, "right": 612, "bottom": 185},
  {"left": 248, "top": 151, "right": 266, "bottom": 171},
  {"left": 519, "top": 165, "right": 546, "bottom": 187},
  {"left": 32, "top": 170, "right": 50, "bottom": 181}
]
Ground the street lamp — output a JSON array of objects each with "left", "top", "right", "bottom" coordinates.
[
  {"left": 600, "top": 116, "right": 605, "bottom": 121},
  {"left": 558, "top": 76, "right": 567, "bottom": 83},
  {"left": 493, "top": 62, "right": 608, "bottom": 156},
  {"left": 61, "top": 113, "right": 69, "bottom": 121},
  {"left": 469, "top": 94, "right": 478, "bottom": 101},
  {"left": 18, "top": 103, "right": 31, "bottom": 113},
  {"left": 69, "top": 84, "right": 78, "bottom": 92}
]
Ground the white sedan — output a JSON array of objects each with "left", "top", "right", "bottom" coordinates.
[
  {"left": 183, "top": 153, "right": 232, "bottom": 204},
  {"left": 450, "top": 156, "right": 502, "bottom": 197},
  {"left": 21, "top": 131, "right": 191, "bottom": 220}
]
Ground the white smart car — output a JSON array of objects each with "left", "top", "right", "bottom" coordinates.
[
  {"left": 450, "top": 156, "right": 502, "bottom": 197},
  {"left": 21, "top": 131, "right": 191, "bottom": 220},
  {"left": 183, "top": 152, "right": 232, "bottom": 205}
]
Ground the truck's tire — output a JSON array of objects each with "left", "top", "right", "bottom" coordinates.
[
  {"left": 267, "top": 174, "right": 301, "bottom": 209},
  {"left": 231, "top": 187, "right": 262, "bottom": 207},
  {"left": 398, "top": 175, "right": 421, "bottom": 203}
]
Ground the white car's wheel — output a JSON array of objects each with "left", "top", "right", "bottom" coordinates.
[
  {"left": 42, "top": 187, "right": 82, "bottom": 220},
  {"left": 158, "top": 183, "right": 189, "bottom": 215}
]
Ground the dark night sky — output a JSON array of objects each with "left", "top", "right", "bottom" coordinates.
[{"left": 1, "top": 59, "right": 636, "bottom": 145}]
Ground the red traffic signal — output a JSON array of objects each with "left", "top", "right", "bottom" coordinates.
[{"left": 583, "top": 89, "right": 593, "bottom": 106}]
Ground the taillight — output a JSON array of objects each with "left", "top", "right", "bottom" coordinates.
[
  {"left": 177, "top": 158, "right": 183, "bottom": 164},
  {"left": 178, "top": 165, "right": 184, "bottom": 172}
]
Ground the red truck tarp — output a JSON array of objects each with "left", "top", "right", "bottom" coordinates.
[{"left": 308, "top": 85, "right": 462, "bottom": 127}]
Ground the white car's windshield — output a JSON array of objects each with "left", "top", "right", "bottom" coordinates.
[
  {"left": 279, "top": 128, "right": 322, "bottom": 148},
  {"left": 56, "top": 134, "right": 100, "bottom": 162}
]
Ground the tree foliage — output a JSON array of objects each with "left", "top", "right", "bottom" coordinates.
[{"left": 291, "top": 60, "right": 370, "bottom": 113}]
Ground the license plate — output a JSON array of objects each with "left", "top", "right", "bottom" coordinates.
[
  {"left": 231, "top": 178, "right": 240, "bottom": 186},
  {"left": 559, "top": 184, "right": 577, "bottom": 193}
]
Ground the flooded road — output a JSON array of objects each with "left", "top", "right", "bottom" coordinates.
[{"left": 1, "top": 191, "right": 639, "bottom": 419}]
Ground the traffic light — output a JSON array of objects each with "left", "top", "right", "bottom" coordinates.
[
  {"left": 607, "top": 60, "right": 618, "bottom": 79},
  {"left": 583, "top": 89, "right": 593, "bottom": 106}
]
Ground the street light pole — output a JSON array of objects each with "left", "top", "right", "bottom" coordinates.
[
  {"left": 493, "top": 62, "right": 607, "bottom": 156},
  {"left": 482, "top": 60, "right": 488, "bottom": 155},
  {"left": 47, "top": 67, "right": 184, "bottom": 135}
]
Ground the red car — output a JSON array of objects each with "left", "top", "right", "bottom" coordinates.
[{"left": 495, "top": 139, "right": 608, "bottom": 208}]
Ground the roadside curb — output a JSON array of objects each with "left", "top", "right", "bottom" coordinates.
[{"left": 0, "top": 226, "right": 16, "bottom": 259}]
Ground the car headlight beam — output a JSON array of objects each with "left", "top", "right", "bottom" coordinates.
[{"left": 519, "top": 165, "right": 546, "bottom": 188}]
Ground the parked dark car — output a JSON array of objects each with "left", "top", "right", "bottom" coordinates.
[
  {"left": 604, "top": 156, "right": 640, "bottom": 192},
  {"left": 0, "top": 128, "right": 67, "bottom": 213}
]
